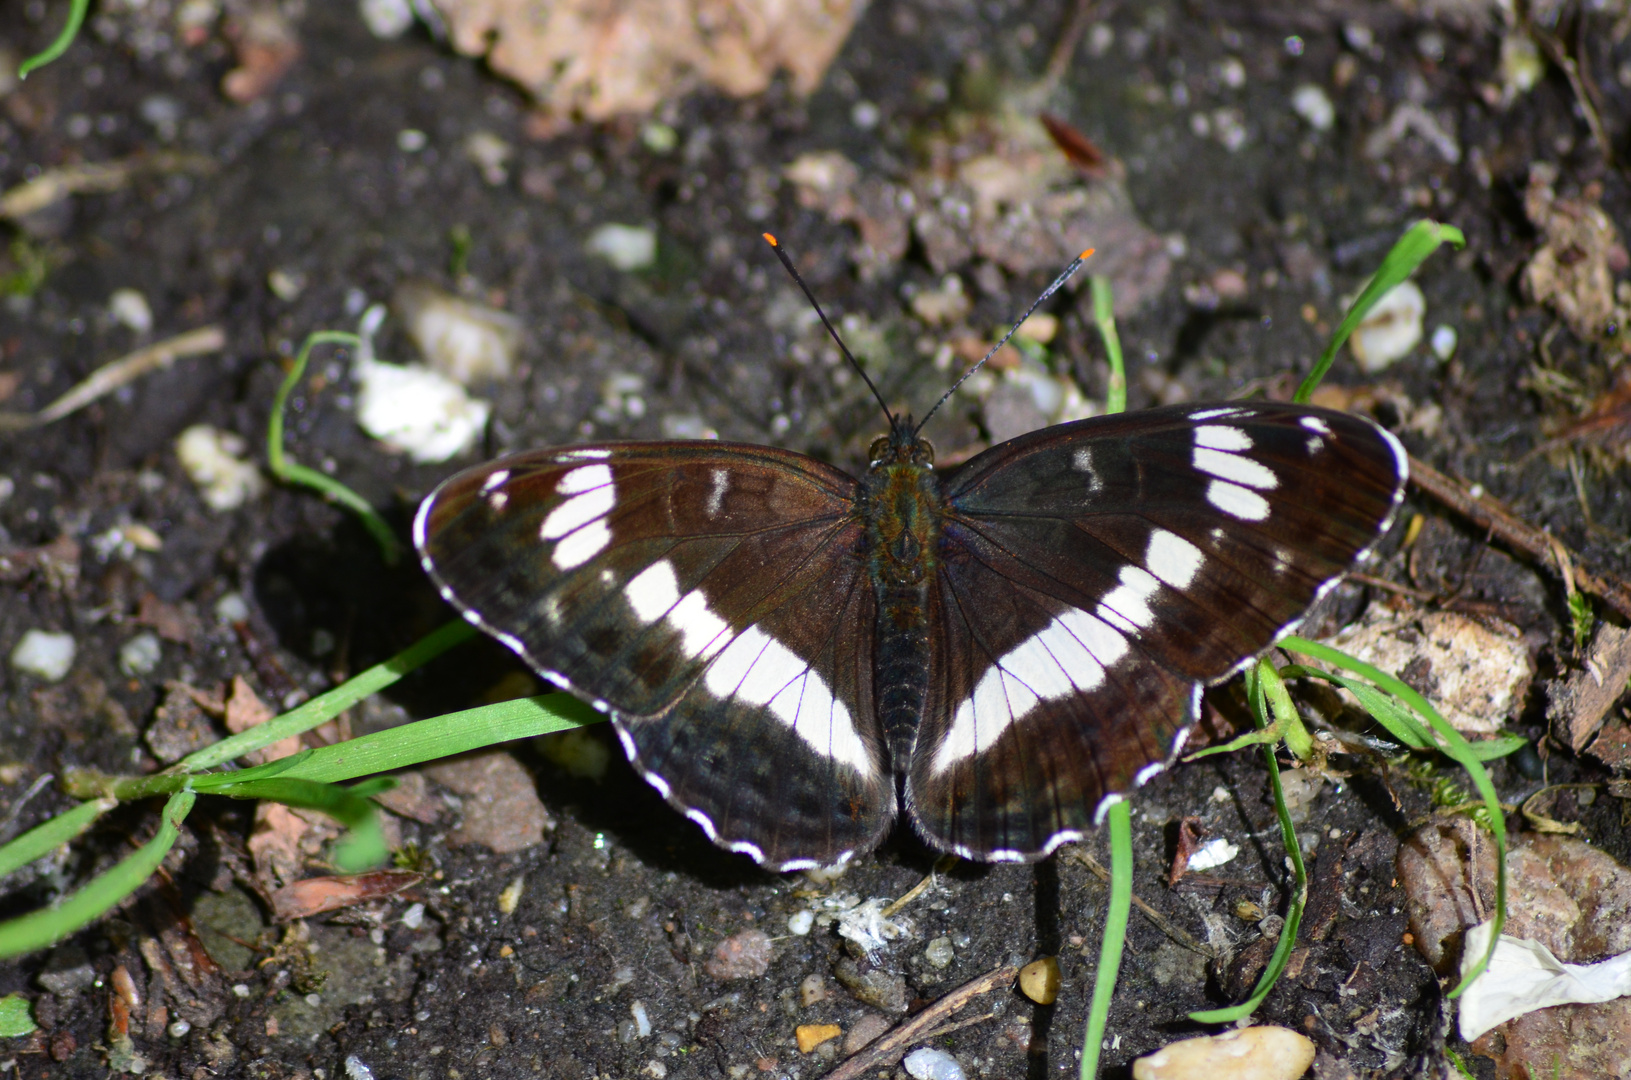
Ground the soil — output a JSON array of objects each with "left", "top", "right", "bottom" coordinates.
[{"left": 1, "top": 2, "right": 1629, "bottom": 1079}]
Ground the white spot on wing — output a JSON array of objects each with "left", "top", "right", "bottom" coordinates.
[
  {"left": 552, "top": 518, "right": 611, "bottom": 568},
  {"left": 1097, "top": 565, "right": 1161, "bottom": 634},
  {"left": 1299, "top": 416, "right": 1332, "bottom": 436},
  {"left": 560, "top": 448, "right": 611, "bottom": 460},
  {"left": 1194, "top": 425, "right": 1254, "bottom": 452},
  {"left": 481, "top": 470, "right": 510, "bottom": 493},
  {"left": 706, "top": 468, "right": 729, "bottom": 517},
  {"left": 541, "top": 470, "right": 616, "bottom": 540},
  {"left": 486, "top": 490, "right": 509, "bottom": 511},
  {"left": 1193, "top": 447, "right": 1277, "bottom": 490},
  {"left": 555, "top": 463, "right": 611, "bottom": 495},
  {"left": 704, "top": 625, "right": 871, "bottom": 773},
  {"left": 1146, "top": 529, "right": 1203, "bottom": 589},
  {"left": 625, "top": 560, "right": 681, "bottom": 623},
  {"left": 1071, "top": 447, "right": 1103, "bottom": 493},
  {"left": 1205, "top": 479, "right": 1270, "bottom": 521},
  {"left": 1190, "top": 407, "right": 1246, "bottom": 420},
  {"left": 931, "top": 607, "right": 1127, "bottom": 775},
  {"left": 1306, "top": 436, "right": 1325, "bottom": 455},
  {"left": 669, "top": 589, "right": 730, "bottom": 659}
]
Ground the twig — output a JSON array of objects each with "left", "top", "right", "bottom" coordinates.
[
  {"left": 823, "top": 963, "right": 1017, "bottom": 1080},
  {"left": 1526, "top": 13, "right": 1615, "bottom": 167},
  {"left": 0, "top": 326, "right": 226, "bottom": 433},
  {"left": 881, "top": 860, "right": 951, "bottom": 917},
  {"left": 1407, "top": 453, "right": 1631, "bottom": 621},
  {"left": 0, "top": 152, "right": 215, "bottom": 220},
  {"left": 1044, "top": 0, "right": 1097, "bottom": 86},
  {"left": 1065, "top": 849, "right": 1212, "bottom": 959}
]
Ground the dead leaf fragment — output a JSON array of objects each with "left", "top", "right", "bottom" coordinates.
[
  {"left": 270, "top": 870, "right": 422, "bottom": 922},
  {"left": 1521, "top": 163, "right": 1630, "bottom": 348},
  {"left": 1548, "top": 622, "right": 1631, "bottom": 753},
  {"left": 433, "top": 0, "right": 865, "bottom": 123}
]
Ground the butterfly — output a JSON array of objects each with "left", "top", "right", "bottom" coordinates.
[{"left": 413, "top": 240, "right": 1408, "bottom": 870}]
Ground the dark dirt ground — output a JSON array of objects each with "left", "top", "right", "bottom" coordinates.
[{"left": 1, "top": 1, "right": 1630, "bottom": 1078}]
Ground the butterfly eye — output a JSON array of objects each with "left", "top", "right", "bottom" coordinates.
[
  {"left": 914, "top": 437, "right": 935, "bottom": 467},
  {"left": 867, "top": 435, "right": 891, "bottom": 464}
]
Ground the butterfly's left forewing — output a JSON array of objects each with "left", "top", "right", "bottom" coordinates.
[
  {"left": 908, "top": 402, "right": 1407, "bottom": 859},
  {"left": 415, "top": 443, "right": 895, "bottom": 869}
]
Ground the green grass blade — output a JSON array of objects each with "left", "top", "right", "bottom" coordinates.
[
  {"left": 0, "top": 797, "right": 115, "bottom": 883},
  {"left": 17, "top": 0, "right": 89, "bottom": 78},
  {"left": 1190, "top": 660, "right": 1307, "bottom": 1022},
  {"left": 267, "top": 330, "right": 400, "bottom": 564},
  {"left": 266, "top": 693, "right": 602, "bottom": 784},
  {"left": 1090, "top": 275, "right": 1126, "bottom": 415},
  {"left": 1279, "top": 665, "right": 1439, "bottom": 750},
  {"left": 0, "top": 790, "right": 195, "bottom": 960},
  {"left": 1293, "top": 220, "right": 1466, "bottom": 403},
  {"left": 1079, "top": 798, "right": 1132, "bottom": 1080},
  {"left": 179, "top": 619, "right": 476, "bottom": 772},
  {"left": 1280, "top": 635, "right": 1504, "bottom": 994}
]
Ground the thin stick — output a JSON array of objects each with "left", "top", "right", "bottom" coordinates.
[
  {"left": 1408, "top": 454, "right": 1631, "bottom": 621},
  {"left": 1066, "top": 849, "right": 1210, "bottom": 958},
  {"left": 824, "top": 963, "right": 1018, "bottom": 1080},
  {"left": 0, "top": 325, "right": 226, "bottom": 432}
]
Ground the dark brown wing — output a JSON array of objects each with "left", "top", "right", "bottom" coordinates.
[
  {"left": 907, "top": 402, "right": 1407, "bottom": 859},
  {"left": 415, "top": 442, "right": 895, "bottom": 869}
]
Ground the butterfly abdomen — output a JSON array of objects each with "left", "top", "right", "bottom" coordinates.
[{"left": 860, "top": 443, "right": 945, "bottom": 768}]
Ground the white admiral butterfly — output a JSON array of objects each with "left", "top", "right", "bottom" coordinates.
[{"left": 413, "top": 239, "right": 1407, "bottom": 870}]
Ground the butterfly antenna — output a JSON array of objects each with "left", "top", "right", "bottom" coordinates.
[
  {"left": 914, "top": 248, "right": 1096, "bottom": 436},
  {"left": 763, "top": 233, "right": 895, "bottom": 425}
]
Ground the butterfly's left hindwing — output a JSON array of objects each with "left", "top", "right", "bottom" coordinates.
[
  {"left": 907, "top": 402, "right": 1406, "bottom": 859},
  {"left": 414, "top": 443, "right": 895, "bottom": 869}
]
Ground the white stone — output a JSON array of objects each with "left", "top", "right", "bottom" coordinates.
[
  {"left": 175, "top": 425, "right": 266, "bottom": 511},
  {"left": 394, "top": 282, "right": 521, "bottom": 385},
  {"left": 1349, "top": 280, "right": 1425, "bottom": 373},
  {"left": 353, "top": 356, "right": 491, "bottom": 464},
  {"left": 1430, "top": 324, "right": 1458, "bottom": 361},
  {"left": 1290, "top": 84, "right": 1334, "bottom": 132},
  {"left": 787, "top": 909, "right": 815, "bottom": 936},
  {"left": 118, "top": 632, "right": 163, "bottom": 677},
  {"left": 358, "top": 0, "right": 415, "bottom": 38},
  {"left": 586, "top": 224, "right": 658, "bottom": 272},
  {"left": 108, "top": 288, "right": 153, "bottom": 334},
  {"left": 215, "top": 593, "right": 250, "bottom": 624},
  {"left": 903, "top": 1047, "right": 965, "bottom": 1080},
  {"left": 10, "top": 630, "right": 75, "bottom": 682},
  {"left": 1131, "top": 1026, "right": 1315, "bottom": 1080}
]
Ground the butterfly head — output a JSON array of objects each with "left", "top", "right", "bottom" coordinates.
[{"left": 869, "top": 413, "right": 934, "bottom": 470}]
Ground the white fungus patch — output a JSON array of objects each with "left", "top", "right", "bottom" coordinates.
[{"left": 175, "top": 425, "right": 266, "bottom": 511}]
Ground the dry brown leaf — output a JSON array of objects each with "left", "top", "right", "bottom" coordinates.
[
  {"left": 270, "top": 870, "right": 422, "bottom": 922},
  {"left": 433, "top": 0, "right": 865, "bottom": 123}
]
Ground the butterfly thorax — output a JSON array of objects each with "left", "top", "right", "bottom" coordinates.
[{"left": 859, "top": 419, "right": 943, "bottom": 767}]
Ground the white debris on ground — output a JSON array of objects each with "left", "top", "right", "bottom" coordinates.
[
  {"left": 1349, "top": 280, "right": 1426, "bottom": 373},
  {"left": 1186, "top": 837, "right": 1240, "bottom": 872},
  {"left": 586, "top": 223, "right": 658, "bottom": 272},
  {"left": 903, "top": 1046, "right": 966, "bottom": 1080},
  {"left": 108, "top": 288, "right": 153, "bottom": 334},
  {"left": 814, "top": 894, "right": 914, "bottom": 960},
  {"left": 353, "top": 304, "right": 493, "bottom": 463},
  {"left": 118, "top": 632, "right": 163, "bottom": 677},
  {"left": 393, "top": 282, "right": 521, "bottom": 384},
  {"left": 10, "top": 629, "right": 76, "bottom": 682},
  {"left": 1290, "top": 83, "right": 1335, "bottom": 132},
  {"left": 1457, "top": 921, "right": 1631, "bottom": 1042},
  {"left": 175, "top": 424, "right": 266, "bottom": 511}
]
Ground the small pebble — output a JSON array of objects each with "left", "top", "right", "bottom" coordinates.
[
  {"left": 108, "top": 288, "right": 153, "bottom": 334},
  {"left": 394, "top": 282, "right": 521, "bottom": 384},
  {"left": 798, "top": 974, "right": 827, "bottom": 1007},
  {"left": 118, "top": 632, "right": 163, "bottom": 677},
  {"left": 1290, "top": 84, "right": 1334, "bottom": 132},
  {"left": 1131, "top": 1026, "right": 1315, "bottom": 1080},
  {"left": 1430, "top": 324, "right": 1458, "bottom": 361},
  {"left": 1349, "top": 280, "right": 1424, "bottom": 373},
  {"left": 851, "top": 100, "right": 881, "bottom": 129},
  {"left": 359, "top": 0, "right": 415, "bottom": 39},
  {"left": 787, "top": 909, "right": 815, "bottom": 936},
  {"left": 397, "top": 129, "right": 428, "bottom": 152},
  {"left": 1018, "top": 957, "right": 1060, "bottom": 1005},
  {"left": 795, "top": 1024, "right": 840, "bottom": 1053},
  {"left": 586, "top": 224, "right": 657, "bottom": 272},
  {"left": 401, "top": 903, "right": 425, "bottom": 929},
  {"left": 629, "top": 1000, "right": 652, "bottom": 1038},
  {"left": 10, "top": 630, "right": 76, "bottom": 683},
  {"left": 843, "top": 1013, "right": 891, "bottom": 1054},
  {"left": 497, "top": 874, "right": 524, "bottom": 915},
  {"left": 214, "top": 592, "right": 250, "bottom": 624},
  {"left": 704, "top": 930, "right": 772, "bottom": 980},
  {"left": 343, "top": 1055, "right": 375, "bottom": 1080},
  {"left": 641, "top": 121, "right": 678, "bottom": 154},
  {"left": 167, "top": 1019, "right": 191, "bottom": 1038},
  {"left": 175, "top": 425, "right": 265, "bottom": 511},
  {"left": 923, "top": 936, "right": 955, "bottom": 969},
  {"left": 267, "top": 268, "right": 306, "bottom": 301},
  {"left": 463, "top": 130, "right": 513, "bottom": 185},
  {"left": 903, "top": 1046, "right": 965, "bottom": 1080}
]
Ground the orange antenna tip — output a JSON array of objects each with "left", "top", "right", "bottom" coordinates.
[
  {"left": 1079, "top": 248, "right": 1096, "bottom": 260},
  {"left": 763, "top": 232, "right": 779, "bottom": 246}
]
